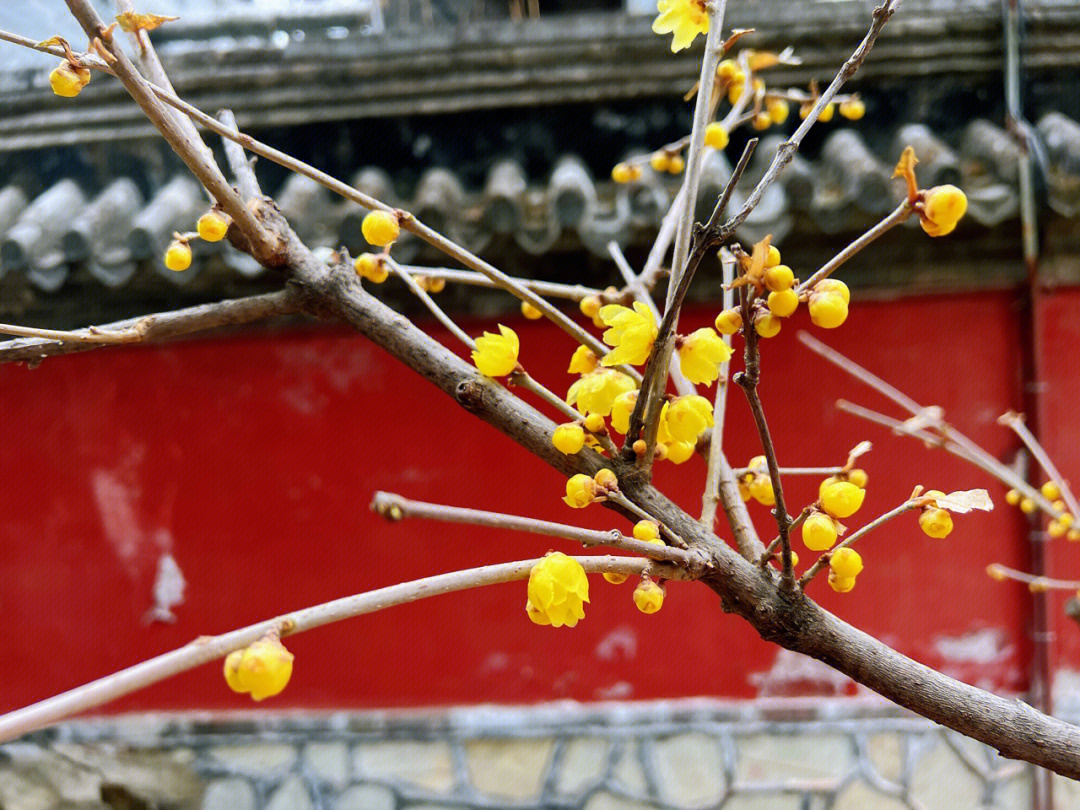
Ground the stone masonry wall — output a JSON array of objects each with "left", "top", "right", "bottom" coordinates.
[{"left": 0, "top": 698, "right": 1070, "bottom": 810}]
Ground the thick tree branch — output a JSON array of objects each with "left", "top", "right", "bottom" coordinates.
[
  {"left": 0, "top": 291, "right": 300, "bottom": 366},
  {"left": 0, "top": 554, "right": 656, "bottom": 742}
]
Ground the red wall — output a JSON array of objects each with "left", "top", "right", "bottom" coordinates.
[{"left": 0, "top": 289, "right": 1059, "bottom": 714}]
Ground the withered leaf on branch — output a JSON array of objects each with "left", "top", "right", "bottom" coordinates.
[
  {"left": 936, "top": 489, "right": 994, "bottom": 514},
  {"left": 115, "top": 11, "right": 179, "bottom": 32}
]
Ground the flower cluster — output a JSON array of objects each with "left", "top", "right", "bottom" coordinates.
[
  {"left": 526, "top": 552, "right": 589, "bottom": 627},
  {"left": 563, "top": 467, "right": 619, "bottom": 509},
  {"left": 1004, "top": 481, "right": 1078, "bottom": 540},
  {"left": 161, "top": 208, "right": 233, "bottom": 272},
  {"left": 223, "top": 635, "right": 294, "bottom": 701},
  {"left": 801, "top": 470, "right": 869, "bottom": 553},
  {"left": 828, "top": 547, "right": 863, "bottom": 593}
]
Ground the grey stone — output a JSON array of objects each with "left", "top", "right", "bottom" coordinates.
[
  {"left": 208, "top": 743, "right": 298, "bottom": 777},
  {"left": 202, "top": 778, "right": 256, "bottom": 810},
  {"left": 611, "top": 742, "right": 648, "bottom": 796},
  {"left": 736, "top": 732, "right": 852, "bottom": 782},
  {"left": 910, "top": 741, "right": 983, "bottom": 810},
  {"left": 555, "top": 737, "right": 609, "bottom": 795},
  {"left": 266, "top": 775, "right": 313, "bottom": 810},
  {"left": 52, "top": 744, "right": 203, "bottom": 805},
  {"left": 335, "top": 783, "right": 396, "bottom": 810},
  {"left": 652, "top": 733, "right": 725, "bottom": 809},
  {"left": 583, "top": 792, "right": 658, "bottom": 810},
  {"left": 0, "top": 769, "right": 59, "bottom": 810},
  {"left": 866, "top": 733, "right": 903, "bottom": 782},
  {"left": 833, "top": 780, "right": 909, "bottom": 810},
  {"left": 304, "top": 742, "right": 350, "bottom": 788},
  {"left": 464, "top": 738, "right": 553, "bottom": 801},
  {"left": 724, "top": 795, "right": 801, "bottom": 810},
  {"left": 353, "top": 741, "right": 455, "bottom": 794}
]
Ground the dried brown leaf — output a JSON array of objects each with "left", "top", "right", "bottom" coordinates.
[{"left": 115, "top": 11, "right": 179, "bottom": 32}]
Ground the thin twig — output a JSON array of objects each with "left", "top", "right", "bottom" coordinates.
[
  {"left": 401, "top": 267, "right": 611, "bottom": 303},
  {"left": 701, "top": 250, "right": 736, "bottom": 528},
  {"left": 736, "top": 466, "right": 845, "bottom": 478},
  {"left": 0, "top": 292, "right": 299, "bottom": 366},
  {"left": 987, "top": 564, "right": 1080, "bottom": 592},
  {"left": 799, "top": 500, "right": 917, "bottom": 586},
  {"left": 0, "top": 323, "right": 143, "bottom": 345},
  {"left": 797, "top": 200, "right": 914, "bottom": 293},
  {"left": 370, "top": 492, "right": 705, "bottom": 570},
  {"left": 217, "top": 109, "right": 262, "bottom": 200},
  {"left": 999, "top": 411, "right": 1080, "bottom": 519},
  {"left": 387, "top": 257, "right": 475, "bottom": 348},
  {"left": 759, "top": 506, "right": 812, "bottom": 567},
  {"left": 0, "top": 554, "right": 659, "bottom": 742}
]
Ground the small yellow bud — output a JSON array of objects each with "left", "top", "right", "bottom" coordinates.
[
  {"left": 986, "top": 563, "right": 1008, "bottom": 581},
  {"left": 564, "top": 474, "right": 599, "bottom": 508},
  {"left": 818, "top": 102, "right": 836, "bottom": 123},
  {"left": 1053, "top": 499, "right": 1067, "bottom": 513},
  {"left": 919, "top": 508, "right": 953, "bottom": 538},
  {"left": 808, "top": 291, "right": 849, "bottom": 329},
  {"left": 1049, "top": 520, "right": 1067, "bottom": 539},
  {"left": 667, "top": 154, "right": 685, "bottom": 174},
  {"left": 611, "top": 162, "right": 641, "bottom": 184},
  {"left": 164, "top": 240, "right": 192, "bottom": 272},
  {"left": 704, "top": 122, "right": 729, "bottom": 150},
  {"left": 767, "top": 289, "right": 800, "bottom": 318},
  {"left": 552, "top": 423, "right": 586, "bottom": 455},
  {"left": 803, "top": 512, "right": 838, "bottom": 551},
  {"left": 471, "top": 324, "right": 520, "bottom": 377},
  {"left": 604, "top": 572, "right": 629, "bottom": 585},
  {"left": 649, "top": 152, "right": 671, "bottom": 173},
  {"left": 1060, "top": 513, "right": 1075, "bottom": 528},
  {"left": 746, "top": 456, "right": 766, "bottom": 476},
  {"left": 715, "top": 308, "right": 743, "bottom": 335},
  {"left": 361, "top": 210, "right": 400, "bottom": 246},
  {"left": 1068, "top": 529, "right": 1080, "bottom": 542},
  {"left": 821, "top": 481, "right": 865, "bottom": 519},
  {"left": 580, "top": 295, "right": 602, "bottom": 320},
  {"left": 633, "top": 439, "right": 648, "bottom": 456},
  {"left": 764, "top": 264, "right": 795, "bottom": 292},
  {"left": 920, "top": 185, "right": 967, "bottom": 237},
  {"left": 753, "top": 112, "right": 772, "bottom": 131},
  {"left": 223, "top": 650, "right": 247, "bottom": 694},
  {"left": 632, "top": 577, "right": 665, "bottom": 614},
  {"left": 519, "top": 301, "right": 542, "bottom": 320},
  {"left": 764, "top": 245, "right": 782, "bottom": 268},
  {"left": 420, "top": 276, "right": 446, "bottom": 293},
  {"left": 594, "top": 468, "right": 619, "bottom": 493},
  {"left": 234, "top": 637, "right": 294, "bottom": 701},
  {"left": 354, "top": 252, "right": 389, "bottom": 283},
  {"left": 846, "top": 468, "right": 868, "bottom": 488},
  {"left": 633, "top": 520, "right": 660, "bottom": 542},
  {"left": 819, "top": 475, "right": 842, "bottom": 498},
  {"left": 196, "top": 211, "right": 230, "bottom": 242},
  {"left": 716, "top": 59, "right": 739, "bottom": 81},
  {"left": 766, "top": 98, "right": 789, "bottom": 125},
  {"left": 839, "top": 97, "right": 866, "bottom": 120},
  {"left": 815, "top": 278, "right": 850, "bottom": 304},
  {"left": 49, "top": 61, "right": 91, "bottom": 97},
  {"left": 1005, "top": 488, "right": 1022, "bottom": 506},
  {"left": 1020, "top": 497, "right": 1036, "bottom": 514},
  {"left": 1042, "top": 481, "right": 1062, "bottom": 501},
  {"left": 754, "top": 311, "right": 782, "bottom": 338},
  {"left": 583, "top": 413, "right": 606, "bottom": 433},
  {"left": 828, "top": 570, "right": 856, "bottom": 593},
  {"left": 829, "top": 547, "right": 863, "bottom": 578}
]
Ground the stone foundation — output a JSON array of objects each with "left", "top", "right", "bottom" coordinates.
[{"left": 0, "top": 698, "right": 1062, "bottom": 809}]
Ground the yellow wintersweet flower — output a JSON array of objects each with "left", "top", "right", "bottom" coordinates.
[
  {"left": 821, "top": 481, "right": 865, "bottom": 519},
  {"left": 664, "top": 395, "right": 714, "bottom": 443},
  {"left": 610, "top": 390, "right": 639, "bottom": 435},
  {"left": 567, "top": 368, "right": 637, "bottom": 416},
  {"left": 598, "top": 302, "right": 658, "bottom": 367},
  {"left": 568, "top": 345, "right": 599, "bottom": 375},
  {"left": 471, "top": 325, "right": 519, "bottom": 377},
  {"left": 920, "top": 185, "right": 967, "bottom": 237},
  {"left": 652, "top": 0, "right": 709, "bottom": 53},
  {"left": 564, "top": 474, "right": 600, "bottom": 508},
  {"left": 552, "top": 423, "right": 586, "bottom": 455},
  {"left": 677, "top": 327, "right": 732, "bottom": 385},
  {"left": 226, "top": 637, "right": 294, "bottom": 701},
  {"left": 633, "top": 577, "right": 665, "bottom": 614},
  {"left": 666, "top": 440, "right": 696, "bottom": 464},
  {"left": 527, "top": 552, "right": 590, "bottom": 627}
]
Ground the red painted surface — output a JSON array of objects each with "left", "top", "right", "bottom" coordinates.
[{"left": 0, "top": 290, "right": 1048, "bottom": 714}]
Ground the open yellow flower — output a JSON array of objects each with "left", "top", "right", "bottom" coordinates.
[
  {"left": 664, "top": 395, "right": 714, "bottom": 443},
  {"left": 567, "top": 368, "right": 637, "bottom": 416},
  {"left": 471, "top": 325, "right": 519, "bottom": 377},
  {"left": 598, "top": 302, "right": 658, "bottom": 367},
  {"left": 225, "top": 637, "right": 294, "bottom": 701},
  {"left": 527, "top": 552, "right": 590, "bottom": 627},
  {"left": 652, "top": 0, "right": 709, "bottom": 53},
  {"left": 678, "top": 327, "right": 732, "bottom": 385},
  {"left": 568, "top": 345, "right": 599, "bottom": 375}
]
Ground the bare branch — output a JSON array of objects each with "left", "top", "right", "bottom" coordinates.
[
  {"left": 799, "top": 500, "right": 917, "bottom": 586},
  {"left": 0, "top": 291, "right": 299, "bottom": 366},
  {"left": 0, "top": 554, "right": 656, "bottom": 742},
  {"left": 999, "top": 411, "right": 1080, "bottom": 519},
  {"left": 217, "top": 109, "right": 262, "bottom": 200},
  {"left": 370, "top": 492, "right": 706, "bottom": 571}
]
